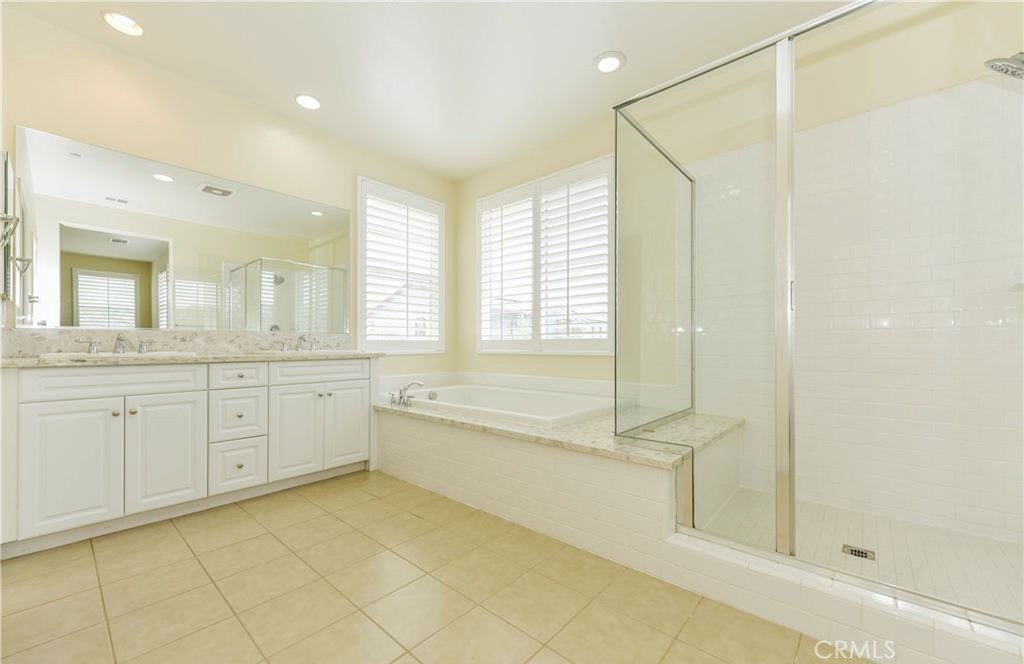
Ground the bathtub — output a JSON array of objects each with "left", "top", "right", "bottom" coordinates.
[{"left": 400, "top": 384, "right": 615, "bottom": 428}]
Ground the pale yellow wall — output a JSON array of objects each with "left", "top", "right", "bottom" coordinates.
[
  {"left": 2, "top": 9, "right": 457, "bottom": 374},
  {"left": 60, "top": 251, "right": 153, "bottom": 328},
  {"left": 451, "top": 117, "right": 615, "bottom": 381}
]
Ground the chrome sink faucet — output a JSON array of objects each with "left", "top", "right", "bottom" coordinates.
[
  {"left": 75, "top": 336, "right": 100, "bottom": 354},
  {"left": 295, "top": 335, "right": 312, "bottom": 351},
  {"left": 113, "top": 333, "right": 134, "bottom": 354},
  {"left": 392, "top": 381, "right": 424, "bottom": 407}
]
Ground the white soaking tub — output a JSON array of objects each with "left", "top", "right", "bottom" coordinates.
[{"left": 402, "top": 384, "right": 615, "bottom": 428}]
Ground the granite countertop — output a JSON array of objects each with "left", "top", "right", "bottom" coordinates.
[
  {"left": 0, "top": 350, "right": 384, "bottom": 368},
  {"left": 374, "top": 405, "right": 744, "bottom": 470}
]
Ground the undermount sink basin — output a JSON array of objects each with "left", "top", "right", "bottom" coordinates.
[{"left": 39, "top": 351, "right": 197, "bottom": 360}]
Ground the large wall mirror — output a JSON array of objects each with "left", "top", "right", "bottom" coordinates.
[{"left": 8, "top": 127, "right": 350, "bottom": 333}]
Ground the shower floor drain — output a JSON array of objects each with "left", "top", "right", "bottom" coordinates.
[{"left": 842, "top": 544, "right": 876, "bottom": 560}]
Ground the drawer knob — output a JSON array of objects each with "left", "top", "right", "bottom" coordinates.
[
  {"left": 112, "top": 410, "right": 121, "bottom": 417},
  {"left": 327, "top": 392, "right": 334, "bottom": 397},
  {"left": 318, "top": 392, "right": 324, "bottom": 397},
  {"left": 236, "top": 412, "right": 244, "bottom": 419},
  {"left": 129, "top": 408, "right": 138, "bottom": 415},
  {"left": 235, "top": 463, "right": 245, "bottom": 469},
  {"left": 236, "top": 373, "right": 246, "bottom": 378}
]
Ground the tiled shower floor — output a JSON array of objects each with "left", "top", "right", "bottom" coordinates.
[
  {"left": 1, "top": 471, "right": 858, "bottom": 663},
  {"left": 703, "top": 488, "right": 1023, "bottom": 622}
]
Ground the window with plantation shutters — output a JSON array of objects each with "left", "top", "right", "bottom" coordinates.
[
  {"left": 174, "top": 278, "right": 219, "bottom": 329},
  {"left": 478, "top": 157, "right": 612, "bottom": 354},
  {"left": 156, "top": 270, "right": 169, "bottom": 328},
  {"left": 73, "top": 269, "right": 138, "bottom": 328},
  {"left": 357, "top": 178, "right": 445, "bottom": 353}
]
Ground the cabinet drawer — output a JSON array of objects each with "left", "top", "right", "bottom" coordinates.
[
  {"left": 209, "top": 387, "right": 268, "bottom": 443},
  {"left": 269, "top": 360, "right": 369, "bottom": 385},
  {"left": 209, "top": 437, "right": 267, "bottom": 495},
  {"left": 20, "top": 365, "right": 206, "bottom": 402},
  {"left": 209, "top": 363, "right": 268, "bottom": 389}
]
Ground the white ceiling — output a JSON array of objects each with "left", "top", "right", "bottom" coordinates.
[
  {"left": 61, "top": 224, "right": 169, "bottom": 262},
  {"left": 11, "top": 2, "right": 838, "bottom": 178},
  {"left": 19, "top": 127, "right": 349, "bottom": 240}
]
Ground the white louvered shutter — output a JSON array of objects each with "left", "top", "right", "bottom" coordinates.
[
  {"left": 359, "top": 179, "right": 444, "bottom": 352},
  {"left": 480, "top": 192, "right": 534, "bottom": 344},
  {"left": 174, "top": 279, "right": 219, "bottom": 329},
  {"left": 156, "top": 270, "right": 169, "bottom": 329},
  {"left": 74, "top": 269, "right": 138, "bottom": 328},
  {"left": 477, "top": 157, "right": 612, "bottom": 353}
]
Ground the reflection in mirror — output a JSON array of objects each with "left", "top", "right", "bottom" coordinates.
[{"left": 13, "top": 127, "right": 350, "bottom": 332}]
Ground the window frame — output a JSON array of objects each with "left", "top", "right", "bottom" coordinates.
[
  {"left": 72, "top": 267, "right": 140, "bottom": 328},
  {"left": 356, "top": 176, "right": 446, "bottom": 354},
  {"left": 476, "top": 155, "right": 614, "bottom": 356}
]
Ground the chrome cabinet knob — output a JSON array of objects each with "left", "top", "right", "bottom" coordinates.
[
  {"left": 236, "top": 412, "right": 244, "bottom": 419},
  {"left": 318, "top": 392, "right": 324, "bottom": 397},
  {"left": 112, "top": 410, "right": 121, "bottom": 417},
  {"left": 236, "top": 463, "right": 245, "bottom": 469},
  {"left": 128, "top": 408, "right": 138, "bottom": 415},
  {"left": 327, "top": 392, "right": 334, "bottom": 397},
  {"left": 236, "top": 373, "right": 245, "bottom": 378}
]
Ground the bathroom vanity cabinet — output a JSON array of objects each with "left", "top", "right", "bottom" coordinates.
[{"left": 3, "top": 358, "right": 375, "bottom": 547}]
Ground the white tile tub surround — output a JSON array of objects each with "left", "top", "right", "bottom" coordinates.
[
  {"left": 687, "top": 77, "right": 1023, "bottom": 543},
  {"left": 378, "top": 412, "right": 1023, "bottom": 664},
  {"left": 1, "top": 328, "right": 352, "bottom": 357}
]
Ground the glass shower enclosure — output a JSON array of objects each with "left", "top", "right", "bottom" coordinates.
[
  {"left": 614, "top": 0, "right": 1023, "bottom": 629},
  {"left": 227, "top": 257, "right": 349, "bottom": 334}
]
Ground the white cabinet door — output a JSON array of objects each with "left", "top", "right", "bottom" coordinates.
[
  {"left": 269, "top": 384, "right": 324, "bottom": 481},
  {"left": 324, "top": 380, "right": 370, "bottom": 469},
  {"left": 124, "top": 391, "right": 208, "bottom": 515},
  {"left": 19, "top": 397, "right": 125, "bottom": 538}
]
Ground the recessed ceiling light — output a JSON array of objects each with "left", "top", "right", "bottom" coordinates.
[
  {"left": 103, "top": 12, "right": 144, "bottom": 37},
  {"left": 295, "top": 94, "right": 321, "bottom": 110},
  {"left": 152, "top": 173, "right": 174, "bottom": 183},
  {"left": 595, "top": 51, "right": 625, "bottom": 73},
  {"left": 310, "top": 210, "right": 324, "bottom": 217}
]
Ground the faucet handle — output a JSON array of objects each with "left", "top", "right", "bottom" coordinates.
[
  {"left": 137, "top": 339, "right": 152, "bottom": 354},
  {"left": 75, "top": 336, "right": 100, "bottom": 354}
]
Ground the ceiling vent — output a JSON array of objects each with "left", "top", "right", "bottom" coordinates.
[
  {"left": 104, "top": 196, "right": 129, "bottom": 204},
  {"left": 201, "top": 184, "right": 233, "bottom": 198},
  {"left": 109, "top": 237, "right": 130, "bottom": 245}
]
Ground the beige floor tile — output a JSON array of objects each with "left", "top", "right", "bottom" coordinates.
[
  {"left": 795, "top": 634, "right": 874, "bottom": 663},
  {"left": 173, "top": 505, "right": 267, "bottom": 555},
  {"left": 432, "top": 547, "right": 526, "bottom": 602},
  {"left": 381, "top": 486, "right": 443, "bottom": 510},
  {"left": 411, "top": 498, "right": 478, "bottom": 525},
  {"left": 393, "top": 528, "right": 476, "bottom": 572},
  {"left": 596, "top": 569, "right": 700, "bottom": 636},
  {"left": 293, "top": 480, "right": 375, "bottom": 512},
  {"left": 527, "top": 648, "right": 572, "bottom": 664},
  {"left": 661, "top": 641, "right": 729, "bottom": 664},
  {"left": 1, "top": 541, "right": 93, "bottom": 586},
  {"left": 271, "top": 515, "right": 352, "bottom": 550},
  {"left": 198, "top": 533, "right": 288, "bottom": 580},
  {"left": 239, "top": 491, "right": 326, "bottom": 531},
  {"left": 125, "top": 618, "right": 262, "bottom": 664},
  {"left": 268, "top": 611, "right": 404, "bottom": 664},
  {"left": 325, "top": 550, "right": 423, "bottom": 606},
  {"left": 549, "top": 602, "right": 674, "bottom": 664},
  {"left": 445, "top": 512, "right": 516, "bottom": 545},
  {"left": 94, "top": 524, "right": 195, "bottom": 584},
  {"left": 413, "top": 606, "right": 540, "bottom": 664},
  {"left": 361, "top": 512, "right": 435, "bottom": 547},
  {"left": 1, "top": 623, "right": 112, "bottom": 664},
  {"left": 333, "top": 498, "right": 404, "bottom": 528},
  {"left": 1, "top": 561, "right": 97, "bottom": 615},
  {"left": 393, "top": 656, "right": 419, "bottom": 664},
  {"left": 364, "top": 575, "right": 475, "bottom": 648},
  {"left": 102, "top": 558, "right": 210, "bottom": 618},
  {"left": 108, "top": 585, "right": 232, "bottom": 661},
  {"left": 483, "top": 571, "right": 588, "bottom": 642},
  {"left": 483, "top": 527, "right": 565, "bottom": 567},
  {"left": 216, "top": 554, "right": 318, "bottom": 612},
  {"left": 678, "top": 600, "right": 800, "bottom": 664},
  {"left": 238, "top": 580, "right": 355, "bottom": 656},
  {"left": 1, "top": 589, "right": 106, "bottom": 657},
  {"left": 534, "top": 546, "right": 624, "bottom": 597},
  {"left": 361, "top": 476, "right": 415, "bottom": 498},
  {"left": 295, "top": 530, "right": 385, "bottom": 576}
]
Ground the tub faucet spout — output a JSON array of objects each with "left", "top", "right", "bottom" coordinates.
[{"left": 397, "top": 381, "right": 424, "bottom": 407}]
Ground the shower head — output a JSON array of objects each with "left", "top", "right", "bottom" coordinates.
[{"left": 985, "top": 52, "right": 1024, "bottom": 79}]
